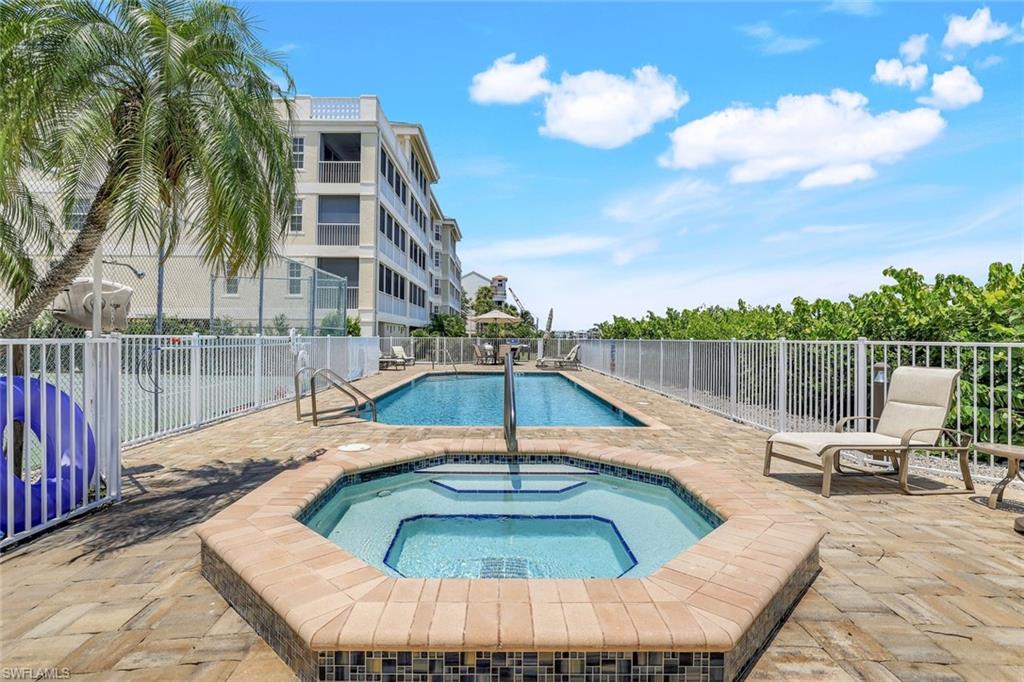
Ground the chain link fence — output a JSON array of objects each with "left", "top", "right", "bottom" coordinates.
[{"left": 2, "top": 238, "right": 349, "bottom": 338}]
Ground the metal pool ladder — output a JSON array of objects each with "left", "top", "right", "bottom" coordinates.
[
  {"left": 503, "top": 353, "right": 518, "bottom": 452},
  {"left": 294, "top": 366, "right": 378, "bottom": 426},
  {"left": 431, "top": 347, "right": 459, "bottom": 376}
]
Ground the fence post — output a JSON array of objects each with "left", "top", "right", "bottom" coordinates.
[
  {"left": 659, "top": 339, "right": 664, "bottom": 393},
  {"left": 637, "top": 339, "right": 643, "bottom": 385},
  {"left": 855, "top": 336, "right": 867, "bottom": 430},
  {"left": 687, "top": 339, "right": 694, "bottom": 405},
  {"left": 729, "top": 339, "right": 737, "bottom": 418},
  {"left": 190, "top": 332, "right": 201, "bottom": 427},
  {"left": 776, "top": 337, "right": 787, "bottom": 433},
  {"left": 254, "top": 334, "right": 264, "bottom": 409},
  {"left": 110, "top": 337, "right": 122, "bottom": 500}
]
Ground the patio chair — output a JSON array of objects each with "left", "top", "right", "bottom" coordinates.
[
  {"left": 497, "top": 344, "right": 512, "bottom": 364},
  {"left": 391, "top": 346, "right": 416, "bottom": 366},
  {"left": 763, "top": 366, "right": 974, "bottom": 498},
  {"left": 472, "top": 345, "right": 495, "bottom": 365},
  {"left": 536, "top": 344, "right": 581, "bottom": 370}
]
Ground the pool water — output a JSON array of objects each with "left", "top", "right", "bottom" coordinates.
[
  {"left": 304, "top": 462, "right": 716, "bottom": 578},
  {"left": 366, "top": 373, "right": 641, "bottom": 427}
]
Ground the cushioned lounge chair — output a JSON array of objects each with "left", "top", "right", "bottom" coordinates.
[
  {"left": 763, "top": 366, "right": 974, "bottom": 498},
  {"left": 536, "top": 344, "right": 581, "bottom": 370},
  {"left": 391, "top": 346, "right": 416, "bottom": 366}
]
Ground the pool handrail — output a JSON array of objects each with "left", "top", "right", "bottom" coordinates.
[
  {"left": 431, "top": 347, "right": 459, "bottom": 376},
  {"left": 503, "top": 353, "right": 518, "bottom": 452},
  {"left": 294, "top": 366, "right": 377, "bottom": 425}
]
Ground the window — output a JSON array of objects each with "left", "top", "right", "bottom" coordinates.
[
  {"left": 69, "top": 200, "right": 90, "bottom": 230},
  {"left": 288, "top": 262, "right": 302, "bottom": 295},
  {"left": 291, "top": 137, "right": 305, "bottom": 170},
  {"left": 225, "top": 277, "right": 239, "bottom": 295},
  {"left": 290, "top": 199, "right": 303, "bottom": 232}
]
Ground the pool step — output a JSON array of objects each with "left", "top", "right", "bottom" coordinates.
[
  {"left": 415, "top": 463, "right": 596, "bottom": 475},
  {"left": 431, "top": 477, "right": 586, "bottom": 494},
  {"left": 478, "top": 557, "right": 533, "bottom": 579}
]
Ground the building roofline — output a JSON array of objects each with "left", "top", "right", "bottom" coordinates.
[{"left": 391, "top": 121, "right": 441, "bottom": 182}]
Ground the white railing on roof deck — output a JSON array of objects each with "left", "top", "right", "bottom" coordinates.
[
  {"left": 546, "top": 337, "right": 1023, "bottom": 485},
  {"left": 310, "top": 97, "right": 361, "bottom": 120},
  {"left": 1, "top": 337, "right": 121, "bottom": 548}
]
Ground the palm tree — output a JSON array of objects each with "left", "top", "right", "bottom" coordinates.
[{"left": 0, "top": 0, "right": 296, "bottom": 338}]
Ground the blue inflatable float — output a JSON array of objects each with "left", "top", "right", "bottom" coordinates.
[{"left": 0, "top": 377, "right": 96, "bottom": 534}]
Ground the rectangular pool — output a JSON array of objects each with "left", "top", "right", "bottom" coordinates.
[{"left": 366, "top": 373, "right": 642, "bottom": 427}]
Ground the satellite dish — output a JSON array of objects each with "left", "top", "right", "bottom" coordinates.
[{"left": 52, "top": 278, "right": 134, "bottom": 332}]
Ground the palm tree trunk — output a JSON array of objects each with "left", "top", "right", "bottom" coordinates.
[{"left": 0, "top": 169, "right": 119, "bottom": 339}]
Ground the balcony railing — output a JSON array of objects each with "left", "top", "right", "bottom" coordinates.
[
  {"left": 378, "top": 292, "right": 406, "bottom": 316},
  {"left": 379, "top": 238, "right": 408, "bottom": 269},
  {"left": 317, "top": 223, "right": 360, "bottom": 246},
  {"left": 319, "top": 161, "right": 360, "bottom": 183},
  {"left": 410, "top": 304, "right": 429, "bottom": 322},
  {"left": 316, "top": 284, "right": 361, "bottom": 310}
]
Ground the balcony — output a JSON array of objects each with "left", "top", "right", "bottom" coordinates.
[
  {"left": 379, "top": 238, "right": 408, "bottom": 269},
  {"left": 378, "top": 292, "right": 406, "bottom": 316},
  {"left": 319, "top": 161, "right": 360, "bottom": 183},
  {"left": 316, "top": 284, "right": 360, "bottom": 310},
  {"left": 317, "top": 223, "right": 360, "bottom": 246},
  {"left": 410, "top": 304, "right": 429, "bottom": 323}
]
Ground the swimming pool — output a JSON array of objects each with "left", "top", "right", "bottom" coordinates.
[
  {"left": 366, "top": 372, "right": 642, "bottom": 427},
  {"left": 303, "top": 460, "right": 718, "bottom": 578}
]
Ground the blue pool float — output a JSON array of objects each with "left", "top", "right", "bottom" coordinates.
[{"left": 0, "top": 377, "right": 96, "bottom": 534}]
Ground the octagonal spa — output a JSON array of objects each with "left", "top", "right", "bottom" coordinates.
[{"left": 197, "top": 439, "right": 823, "bottom": 682}]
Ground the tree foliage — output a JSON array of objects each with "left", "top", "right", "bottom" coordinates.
[
  {"left": 595, "top": 264, "right": 1024, "bottom": 342},
  {"left": 0, "top": 0, "right": 295, "bottom": 337}
]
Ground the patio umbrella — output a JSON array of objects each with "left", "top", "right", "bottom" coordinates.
[{"left": 471, "top": 309, "right": 520, "bottom": 324}]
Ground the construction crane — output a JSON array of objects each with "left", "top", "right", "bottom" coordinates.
[
  {"left": 507, "top": 287, "right": 527, "bottom": 315},
  {"left": 507, "top": 287, "right": 537, "bottom": 330}
]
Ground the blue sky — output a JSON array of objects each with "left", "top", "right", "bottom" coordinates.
[{"left": 247, "top": 1, "right": 1024, "bottom": 329}]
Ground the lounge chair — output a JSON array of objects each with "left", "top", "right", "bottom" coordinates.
[
  {"left": 763, "top": 366, "right": 974, "bottom": 498},
  {"left": 536, "top": 344, "right": 581, "bottom": 370},
  {"left": 391, "top": 346, "right": 416, "bottom": 366},
  {"left": 378, "top": 354, "right": 406, "bottom": 370}
]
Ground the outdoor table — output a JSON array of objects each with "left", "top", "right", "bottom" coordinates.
[{"left": 977, "top": 442, "right": 1024, "bottom": 510}]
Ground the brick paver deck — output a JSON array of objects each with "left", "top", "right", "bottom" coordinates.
[{"left": 2, "top": 365, "right": 1022, "bottom": 681}]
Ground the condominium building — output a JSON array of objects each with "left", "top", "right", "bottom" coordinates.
[{"left": 279, "top": 95, "right": 464, "bottom": 336}]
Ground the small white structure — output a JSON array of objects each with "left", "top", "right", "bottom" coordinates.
[{"left": 52, "top": 278, "right": 134, "bottom": 332}]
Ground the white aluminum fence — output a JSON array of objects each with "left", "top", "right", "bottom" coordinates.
[
  {"left": 382, "top": 337, "right": 542, "bottom": 365},
  {"left": 1, "top": 338, "right": 121, "bottom": 547},
  {"left": 550, "top": 338, "right": 1023, "bottom": 484},
  {"left": 120, "top": 334, "right": 380, "bottom": 445}
]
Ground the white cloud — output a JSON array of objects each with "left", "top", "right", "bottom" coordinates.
[
  {"left": 539, "top": 66, "right": 688, "bottom": 149},
  {"left": 659, "top": 89, "right": 946, "bottom": 189},
  {"left": 275, "top": 42, "right": 299, "bottom": 54},
  {"left": 942, "top": 8, "right": 1012, "bottom": 49},
  {"left": 975, "top": 54, "right": 1004, "bottom": 69},
  {"left": 917, "top": 66, "right": 984, "bottom": 109},
  {"left": 469, "top": 57, "right": 688, "bottom": 148},
  {"left": 899, "top": 33, "right": 929, "bottom": 62},
  {"left": 825, "top": 0, "right": 878, "bottom": 16},
  {"left": 764, "top": 223, "right": 870, "bottom": 242},
  {"left": 604, "top": 179, "right": 719, "bottom": 224},
  {"left": 872, "top": 58, "right": 929, "bottom": 90},
  {"left": 460, "top": 233, "right": 615, "bottom": 262},
  {"left": 469, "top": 53, "right": 552, "bottom": 104},
  {"left": 738, "top": 22, "right": 821, "bottom": 55},
  {"left": 798, "top": 163, "right": 877, "bottom": 189},
  {"left": 611, "top": 239, "right": 660, "bottom": 266}
]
